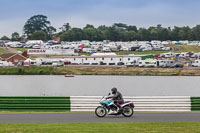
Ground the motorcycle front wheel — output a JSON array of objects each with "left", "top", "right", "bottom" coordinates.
[
  {"left": 122, "top": 105, "right": 134, "bottom": 117},
  {"left": 95, "top": 106, "right": 107, "bottom": 118}
]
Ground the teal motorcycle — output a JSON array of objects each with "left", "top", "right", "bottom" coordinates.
[{"left": 95, "top": 95, "right": 134, "bottom": 117}]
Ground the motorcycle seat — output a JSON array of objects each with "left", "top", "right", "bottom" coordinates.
[{"left": 120, "top": 101, "right": 131, "bottom": 106}]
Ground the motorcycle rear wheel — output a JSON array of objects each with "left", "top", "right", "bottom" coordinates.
[
  {"left": 95, "top": 106, "right": 107, "bottom": 118},
  {"left": 122, "top": 105, "right": 134, "bottom": 117}
]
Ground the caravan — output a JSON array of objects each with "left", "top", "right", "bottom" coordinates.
[
  {"left": 5, "top": 42, "right": 24, "bottom": 48},
  {"left": 0, "top": 61, "right": 14, "bottom": 67},
  {"left": 157, "top": 60, "right": 175, "bottom": 67},
  {"left": 24, "top": 59, "right": 42, "bottom": 67},
  {"left": 138, "top": 60, "right": 157, "bottom": 67},
  {"left": 160, "top": 52, "right": 176, "bottom": 58},
  {"left": 192, "top": 60, "right": 200, "bottom": 67}
]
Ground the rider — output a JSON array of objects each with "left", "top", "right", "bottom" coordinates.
[{"left": 107, "top": 87, "right": 124, "bottom": 112}]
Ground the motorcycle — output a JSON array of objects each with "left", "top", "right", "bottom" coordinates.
[{"left": 95, "top": 94, "right": 134, "bottom": 117}]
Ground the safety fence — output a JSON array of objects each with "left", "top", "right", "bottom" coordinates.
[
  {"left": 0, "top": 96, "right": 199, "bottom": 111},
  {"left": 70, "top": 96, "right": 191, "bottom": 112},
  {"left": 0, "top": 96, "right": 70, "bottom": 111},
  {"left": 191, "top": 97, "right": 200, "bottom": 111}
]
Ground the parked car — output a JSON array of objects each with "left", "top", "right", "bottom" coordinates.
[
  {"left": 154, "top": 54, "right": 162, "bottom": 58},
  {"left": 52, "top": 61, "right": 64, "bottom": 67},
  {"left": 103, "top": 47, "right": 111, "bottom": 52},
  {"left": 24, "top": 44, "right": 33, "bottom": 48},
  {"left": 32, "top": 45, "right": 40, "bottom": 49},
  {"left": 191, "top": 53, "right": 200, "bottom": 58},
  {"left": 138, "top": 60, "right": 157, "bottom": 67},
  {"left": 0, "top": 61, "right": 14, "bottom": 67},
  {"left": 170, "top": 63, "right": 184, "bottom": 68},
  {"left": 125, "top": 62, "right": 133, "bottom": 67},
  {"left": 192, "top": 60, "right": 200, "bottom": 67}
]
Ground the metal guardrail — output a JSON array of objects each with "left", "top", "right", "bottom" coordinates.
[
  {"left": 70, "top": 96, "right": 191, "bottom": 112},
  {"left": 0, "top": 96, "right": 70, "bottom": 111},
  {"left": 0, "top": 96, "right": 196, "bottom": 112},
  {"left": 191, "top": 97, "right": 200, "bottom": 111}
]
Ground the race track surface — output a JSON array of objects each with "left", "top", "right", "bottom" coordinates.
[{"left": 0, "top": 112, "right": 200, "bottom": 123}]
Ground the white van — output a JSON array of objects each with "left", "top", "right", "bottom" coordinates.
[
  {"left": 52, "top": 60, "right": 64, "bottom": 67},
  {"left": 24, "top": 59, "right": 42, "bottom": 67},
  {"left": 191, "top": 53, "right": 200, "bottom": 58},
  {"left": 192, "top": 60, "right": 200, "bottom": 67},
  {"left": 157, "top": 60, "right": 175, "bottom": 67},
  {"left": 103, "top": 47, "right": 111, "bottom": 52},
  {"left": 138, "top": 60, "right": 157, "bottom": 67},
  {"left": 0, "top": 61, "right": 14, "bottom": 67}
]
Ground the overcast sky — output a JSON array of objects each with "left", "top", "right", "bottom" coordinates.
[{"left": 0, "top": 0, "right": 200, "bottom": 37}]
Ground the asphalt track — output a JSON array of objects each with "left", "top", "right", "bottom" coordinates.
[{"left": 0, "top": 112, "right": 200, "bottom": 123}]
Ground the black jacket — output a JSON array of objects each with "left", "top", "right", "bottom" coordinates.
[{"left": 108, "top": 91, "right": 124, "bottom": 102}]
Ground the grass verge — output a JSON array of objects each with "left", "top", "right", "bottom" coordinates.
[
  {"left": 0, "top": 48, "right": 9, "bottom": 54},
  {"left": 0, "top": 66, "right": 200, "bottom": 76},
  {"left": 0, "top": 66, "right": 62, "bottom": 75},
  {"left": 0, "top": 122, "right": 199, "bottom": 133},
  {"left": 116, "top": 50, "right": 170, "bottom": 55},
  {"left": 167, "top": 44, "right": 200, "bottom": 53},
  {"left": 14, "top": 48, "right": 28, "bottom": 53}
]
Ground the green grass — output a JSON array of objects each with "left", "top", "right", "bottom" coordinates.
[
  {"left": 79, "top": 53, "right": 92, "bottom": 56},
  {"left": 115, "top": 44, "right": 200, "bottom": 55},
  {"left": 0, "top": 48, "right": 9, "bottom": 54},
  {"left": 167, "top": 44, "right": 200, "bottom": 53},
  {"left": 0, "top": 66, "right": 62, "bottom": 75},
  {"left": 0, "top": 66, "right": 198, "bottom": 76},
  {"left": 0, "top": 122, "right": 199, "bottom": 133},
  {"left": 116, "top": 50, "right": 170, "bottom": 55},
  {"left": 14, "top": 48, "right": 28, "bottom": 53}
]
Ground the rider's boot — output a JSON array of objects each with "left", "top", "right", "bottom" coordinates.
[
  {"left": 108, "top": 110, "right": 117, "bottom": 114},
  {"left": 116, "top": 106, "right": 123, "bottom": 112},
  {"left": 116, "top": 107, "right": 119, "bottom": 112}
]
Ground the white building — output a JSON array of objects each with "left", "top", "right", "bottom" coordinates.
[{"left": 42, "top": 55, "right": 142, "bottom": 66}]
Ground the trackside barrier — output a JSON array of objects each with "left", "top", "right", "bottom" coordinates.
[
  {"left": 0, "top": 96, "right": 194, "bottom": 112},
  {"left": 70, "top": 96, "right": 191, "bottom": 112},
  {"left": 0, "top": 96, "right": 70, "bottom": 111},
  {"left": 191, "top": 97, "right": 200, "bottom": 111}
]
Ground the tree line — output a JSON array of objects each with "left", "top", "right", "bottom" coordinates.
[
  {"left": 1, "top": 15, "right": 200, "bottom": 42},
  {"left": 58, "top": 23, "right": 200, "bottom": 42}
]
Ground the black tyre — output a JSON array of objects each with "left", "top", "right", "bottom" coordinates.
[
  {"left": 122, "top": 105, "right": 134, "bottom": 117},
  {"left": 95, "top": 106, "right": 107, "bottom": 118}
]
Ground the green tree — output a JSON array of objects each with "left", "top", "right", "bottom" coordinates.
[
  {"left": 83, "top": 25, "right": 97, "bottom": 41},
  {"left": 84, "top": 24, "right": 95, "bottom": 29},
  {"left": 1, "top": 36, "right": 10, "bottom": 40},
  {"left": 113, "top": 23, "right": 128, "bottom": 29},
  {"left": 60, "top": 23, "right": 71, "bottom": 32},
  {"left": 170, "top": 26, "right": 180, "bottom": 41},
  {"left": 97, "top": 25, "right": 110, "bottom": 41},
  {"left": 127, "top": 25, "right": 137, "bottom": 32},
  {"left": 60, "top": 31, "right": 72, "bottom": 41},
  {"left": 192, "top": 25, "right": 200, "bottom": 40},
  {"left": 24, "top": 15, "right": 56, "bottom": 39},
  {"left": 31, "top": 30, "right": 47, "bottom": 41},
  {"left": 57, "top": 23, "right": 200, "bottom": 41},
  {"left": 71, "top": 28, "right": 83, "bottom": 41},
  {"left": 138, "top": 28, "right": 150, "bottom": 41},
  {"left": 11, "top": 32, "right": 20, "bottom": 41},
  {"left": 178, "top": 26, "right": 191, "bottom": 40},
  {"left": 128, "top": 31, "right": 137, "bottom": 41}
]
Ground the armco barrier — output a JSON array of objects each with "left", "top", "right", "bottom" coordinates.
[
  {"left": 70, "top": 96, "right": 191, "bottom": 112},
  {"left": 0, "top": 96, "right": 70, "bottom": 111},
  {"left": 0, "top": 96, "right": 193, "bottom": 111},
  {"left": 191, "top": 97, "right": 200, "bottom": 111}
]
